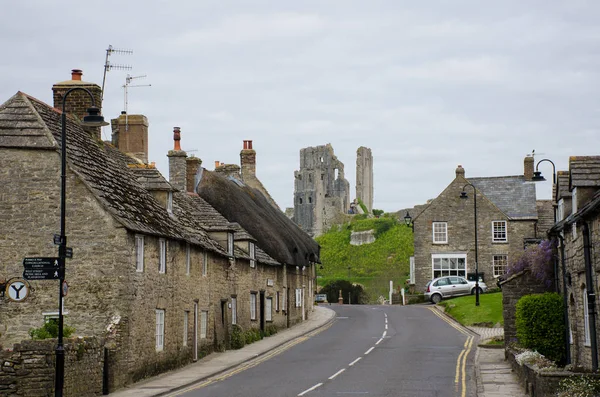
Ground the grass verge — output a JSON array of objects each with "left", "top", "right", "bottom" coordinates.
[{"left": 438, "top": 292, "right": 503, "bottom": 327}]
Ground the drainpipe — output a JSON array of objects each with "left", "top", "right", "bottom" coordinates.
[
  {"left": 556, "top": 234, "right": 571, "bottom": 364},
  {"left": 582, "top": 221, "right": 598, "bottom": 371}
]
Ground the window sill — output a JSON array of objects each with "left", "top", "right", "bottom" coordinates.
[
  {"left": 492, "top": 241, "right": 508, "bottom": 244},
  {"left": 432, "top": 242, "right": 448, "bottom": 245}
]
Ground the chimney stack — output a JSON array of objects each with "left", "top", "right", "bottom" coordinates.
[
  {"left": 111, "top": 113, "right": 149, "bottom": 163},
  {"left": 52, "top": 69, "right": 103, "bottom": 139},
  {"left": 524, "top": 156, "right": 534, "bottom": 181},
  {"left": 167, "top": 127, "right": 187, "bottom": 191},
  {"left": 186, "top": 156, "right": 202, "bottom": 193},
  {"left": 240, "top": 139, "right": 256, "bottom": 180},
  {"left": 455, "top": 165, "right": 465, "bottom": 178}
]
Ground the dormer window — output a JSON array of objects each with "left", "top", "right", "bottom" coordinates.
[
  {"left": 167, "top": 192, "right": 173, "bottom": 214},
  {"left": 227, "top": 232, "right": 234, "bottom": 255},
  {"left": 557, "top": 199, "right": 564, "bottom": 221},
  {"left": 249, "top": 242, "right": 256, "bottom": 268}
]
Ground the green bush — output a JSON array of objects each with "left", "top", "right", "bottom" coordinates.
[
  {"left": 230, "top": 324, "right": 246, "bottom": 349},
  {"left": 372, "top": 209, "right": 384, "bottom": 217},
  {"left": 515, "top": 293, "right": 565, "bottom": 363},
  {"left": 556, "top": 376, "right": 600, "bottom": 397},
  {"left": 29, "top": 319, "right": 75, "bottom": 340},
  {"left": 243, "top": 328, "right": 262, "bottom": 345}
]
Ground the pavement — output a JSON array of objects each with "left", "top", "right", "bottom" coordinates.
[{"left": 108, "top": 304, "right": 523, "bottom": 397}]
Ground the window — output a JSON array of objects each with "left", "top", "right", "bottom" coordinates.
[
  {"left": 183, "top": 311, "right": 189, "bottom": 346},
  {"left": 202, "top": 251, "right": 208, "bottom": 276},
  {"left": 584, "top": 288, "right": 591, "bottom": 346},
  {"left": 266, "top": 297, "right": 272, "bottom": 321},
  {"left": 167, "top": 192, "right": 173, "bottom": 213},
  {"left": 432, "top": 222, "right": 447, "bottom": 244},
  {"left": 159, "top": 239, "right": 167, "bottom": 274},
  {"left": 492, "top": 221, "right": 507, "bottom": 242},
  {"left": 572, "top": 188, "right": 578, "bottom": 213},
  {"left": 282, "top": 287, "right": 287, "bottom": 312},
  {"left": 557, "top": 199, "right": 564, "bottom": 221},
  {"left": 200, "top": 310, "right": 208, "bottom": 339},
  {"left": 250, "top": 293, "right": 257, "bottom": 320},
  {"left": 295, "top": 288, "right": 302, "bottom": 308},
  {"left": 432, "top": 254, "right": 467, "bottom": 278},
  {"left": 493, "top": 255, "right": 508, "bottom": 277},
  {"left": 299, "top": 197, "right": 303, "bottom": 204},
  {"left": 309, "top": 173, "right": 312, "bottom": 182},
  {"left": 156, "top": 309, "right": 165, "bottom": 351},
  {"left": 308, "top": 197, "right": 312, "bottom": 203},
  {"left": 231, "top": 297, "right": 237, "bottom": 325},
  {"left": 136, "top": 235, "right": 144, "bottom": 272},
  {"left": 185, "top": 244, "right": 191, "bottom": 276},
  {"left": 275, "top": 291, "right": 280, "bottom": 312},
  {"left": 227, "top": 232, "right": 234, "bottom": 255},
  {"left": 249, "top": 242, "right": 256, "bottom": 268}
]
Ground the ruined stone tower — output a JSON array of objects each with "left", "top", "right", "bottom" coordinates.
[
  {"left": 293, "top": 144, "right": 350, "bottom": 237},
  {"left": 356, "top": 146, "right": 374, "bottom": 212}
]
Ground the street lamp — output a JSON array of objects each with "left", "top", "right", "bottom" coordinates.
[
  {"left": 403, "top": 211, "right": 414, "bottom": 231},
  {"left": 56, "top": 88, "right": 108, "bottom": 397},
  {"left": 460, "top": 183, "right": 480, "bottom": 306}
]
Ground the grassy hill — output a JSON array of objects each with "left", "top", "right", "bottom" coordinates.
[{"left": 315, "top": 214, "right": 414, "bottom": 303}]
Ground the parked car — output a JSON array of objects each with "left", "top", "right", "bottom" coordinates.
[{"left": 424, "top": 276, "right": 488, "bottom": 304}]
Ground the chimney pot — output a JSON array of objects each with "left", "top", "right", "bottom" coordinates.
[
  {"left": 248, "top": 140, "right": 253, "bottom": 150},
  {"left": 71, "top": 69, "right": 83, "bottom": 81},
  {"left": 173, "top": 127, "right": 181, "bottom": 151},
  {"left": 215, "top": 160, "right": 220, "bottom": 168}
]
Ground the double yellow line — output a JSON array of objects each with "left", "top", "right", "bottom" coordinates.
[{"left": 428, "top": 307, "right": 475, "bottom": 397}]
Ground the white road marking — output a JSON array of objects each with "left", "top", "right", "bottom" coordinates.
[
  {"left": 376, "top": 338, "right": 383, "bottom": 345},
  {"left": 382, "top": 331, "right": 387, "bottom": 338},
  {"left": 349, "top": 357, "right": 362, "bottom": 366},
  {"left": 298, "top": 383, "right": 323, "bottom": 396},
  {"left": 329, "top": 368, "right": 346, "bottom": 380},
  {"left": 385, "top": 324, "right": 388, "bottom": 330},
  {"left": 365, "top": 347, "right": 375, "bottom": 355},
  {"left": 385, "top": 318, "right": 388, "bottom": 324}
]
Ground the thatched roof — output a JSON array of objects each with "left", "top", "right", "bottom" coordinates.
[{"left": 196, "top": 170, "right": 320, "bottom": 266}]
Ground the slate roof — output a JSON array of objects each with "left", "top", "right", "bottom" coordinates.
[
  {"left": 3, "top": 92, "right": 208, "bottom": 245},
  {"left": 197, "top": 170, "right": 320, "bottom": 266},
  {"left": 469, "top": 176, "right": 537, "bottom": 219},
  {"left": 187, "top": 194, "right": 237, "bottom": 232},
  {"left": 569, "top": 156, "right": 600, "bottom": 189},
  {"left": 556, "top": 171, "right": 571, "bottom": 200}
]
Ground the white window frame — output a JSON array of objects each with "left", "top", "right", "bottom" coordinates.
[
  {"left": 159, "top": 239, "right": 167, "bottom": 274},
  {"left": 492, "top": 221, "right": 507, "bottom": 243},
  {"left": 183, "top": 311, "right": 189, "bottom": 346},
  {"left": 584, "top": 288, "right": 591, "bottom": 346},
  {"left": 156, "top": 309, "right": 165, "bottom": 351},
  {"left": 295, "top": 288, "right": 302, "bottom": 308},
  {"left": 431, "top": 254, "right": 467, "bottom": 279},
  {"left": 202, "top": 251, "right": 208, "bottom": 276},
  {"left": 572, "top": 187, "right": 578, "bottom": 213},
  {"left": 492, "top": 254, "right": 508, "bottom": 277},
  {"left": 200, "top": 310, "right": 208, "bottom": 339},
  {"left": 249, "top": 242, "right": 256, "bottom": 268},
  {"left": 266, "top": 297, "right": 272, "bottom": 321},
  {"left": 227, "top": 232, "right": 234, "bottom": 255},
  {"left": 282, "top": 287, "right": 287, "bottom": 312},
  {"left": 136, "top": 235, "right": 144, "bottom": 272},
  {"left": 185, "top": 244, "right": 191, "bottom": 276},
  {"left": 557, "top": 199, "right": 564, "bottom": 221},
  {"left": 231, "top": 297, "right": 237, "bottom": 325},
  {"left": 167, "top": 191, "right": 173, "bottom": 213},
  {"left": 432, "top": 222, "right": 448, "bottom": 244},
  {"left": 250, "top": 293, "right": 257, "bottom": 320}
]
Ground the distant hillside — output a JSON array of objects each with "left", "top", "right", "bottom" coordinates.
[{"left": 315, "top": 214, "right": 414, "bottom": 303}]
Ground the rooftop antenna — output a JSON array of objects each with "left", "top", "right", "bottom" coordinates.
[
  {"left": 101, "top": 45, "right": 133, "bottom": 103},
  {"left": 123, "top": 74, "right": 151, "bottom": 130}
]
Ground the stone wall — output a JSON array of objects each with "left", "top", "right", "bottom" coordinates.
[
  {"left": 355, "top": 147, "right": 373, "bottom": 213},
  {"left": 0, "top": 337, "right": 104, "bottom": 397},
  {"left": 350, "top": 230, "right": 375, "bottom": 246},
  {"left": 501, "top": 270, "right": 552, "bottom": 345}
]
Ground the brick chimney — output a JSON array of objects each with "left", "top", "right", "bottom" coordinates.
[
  {"left": 240, "top": 140, "right": 256, "bottom": 180},
  {"left": 52, "top": 69, "right": 103, "bottom": 139},
  {"left": 167, "top": 127, "right": 187, "bottom": 191},
  {"left": 186, "top": 156, "right": 202, "bottom": 193},
  {"left": 524, "top": 156, "right": 534, "bottom": 181},
  {"left": 111, "top": 112, "right": 149, "bottom": 163},
  {"left": 455, "top": 165, "right": 465, "bottom": 178}
]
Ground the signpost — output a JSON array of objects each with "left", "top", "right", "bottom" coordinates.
[
  {"left": 5, "top": 279, "right": 30, "bottom": 302},
  {"left": 22, "top": 257, "right": 64, "bottom": 280}
]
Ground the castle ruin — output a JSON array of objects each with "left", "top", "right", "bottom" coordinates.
[{"left": 356, "top": 146, "right": 374, "bottom": 213}]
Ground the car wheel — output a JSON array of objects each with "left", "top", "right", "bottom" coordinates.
[{"left": 431, "top": 294, "right": 442, "bottom": 304}]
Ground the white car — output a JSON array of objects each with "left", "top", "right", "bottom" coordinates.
[{"left": 425, "top": 276, "right": 488, "bottom": 304}]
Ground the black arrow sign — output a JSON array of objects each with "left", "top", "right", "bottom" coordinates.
[
  {"left": 23, "top": 257, "right": 60, "bottom": 267},
  {"left": 23, "top": 267, "right": 64, "bottom": 281}
]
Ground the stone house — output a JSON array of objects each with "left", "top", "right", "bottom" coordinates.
[
  {"left": 411, "top": 158, "right": 545, "bottom": 290},
  {"left": 551, "top": 156, "right": 600, "bottom": 371},
  {"left": 0, "top": 71, "right": 319, "bottom": 393}
]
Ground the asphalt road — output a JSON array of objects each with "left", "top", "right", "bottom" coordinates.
[{"left": 172, "top": 305, "right": 477, "bottom": 397}]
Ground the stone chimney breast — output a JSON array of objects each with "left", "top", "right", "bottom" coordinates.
[
  {"left": 167, "top": 127, "right": 187, "bottom": 191},
  {"left": 456, "top": 165, "right": 465, "bottom": 178},
  {"left": 524, "top": 156, "right": 534, "bottom": 181}
]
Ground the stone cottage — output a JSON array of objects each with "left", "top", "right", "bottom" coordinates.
[
  {"left": 551, "top": 156, "right": 600, "bottom": 371},
  {"left": 411, "top": 158, "right": 546, "bottom": 291},
  {"left": 0, "top": 71, "right": 320, "bottom": 394}
]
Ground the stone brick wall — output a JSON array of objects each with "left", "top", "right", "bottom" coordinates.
[
  {"left": 0, "top": 337, "right": 104, "bottom": 397},
  {"left": 350, "top": 230, "right": 375, "bottom": 246},
  {"left": 501, "top": 270, "right": 552, "bottom": 345}
]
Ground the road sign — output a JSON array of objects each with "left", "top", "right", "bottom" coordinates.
[
  {"left": 62, "top": 281, "right": 69, "bottom": 297},
  {"left": 65, "top": 247, "right": 73, "bottom": 259},
  {"left": 6, "top": 279, "right": 30, "bottom": 302},
  {"left": 23, "top": 267, "right": 64, "bottom": 281},
  {"left": 23, "top": 257, "right": 60, "bottom": 267}
]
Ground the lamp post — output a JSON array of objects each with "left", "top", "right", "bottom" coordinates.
[
  {"left": 460, "top": 183, "right": 480, "bottom": 306},
  {"left": 56, "top": 88, "right": 108, "bottom": 397},
  {"left": 404, "top": 211, "right": 414, "bottom": 231}
]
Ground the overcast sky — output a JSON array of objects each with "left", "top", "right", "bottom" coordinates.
[{"left": 3, "top": 1, "right": 599, "bottom": 212}]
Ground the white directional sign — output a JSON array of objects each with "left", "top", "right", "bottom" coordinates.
[{"left": 6, "top": 279, "right": 30, "bottom": 302}]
